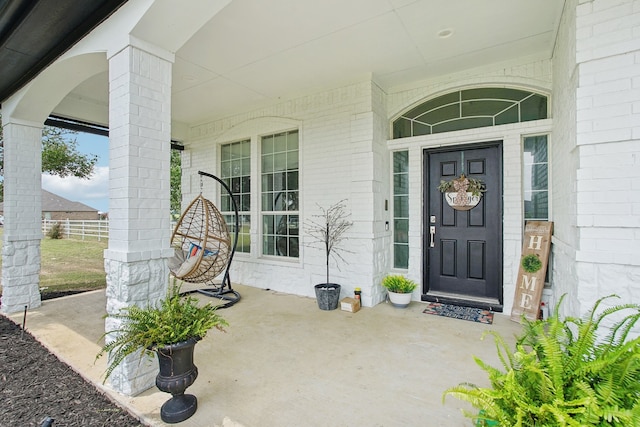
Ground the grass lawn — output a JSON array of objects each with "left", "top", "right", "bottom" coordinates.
[{"left": 0, "top": 229, "right": 108, "bottom": 295}]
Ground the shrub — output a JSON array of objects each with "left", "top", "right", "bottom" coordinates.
[
  {"left": 46, "top": 222, "right": 64, "bottom": 239},
  {"left": 381, "top": 274, "right": 417, "bottom": 294},
  {"left": 443, "top": 294, "right": 640, "bottom": 426}
]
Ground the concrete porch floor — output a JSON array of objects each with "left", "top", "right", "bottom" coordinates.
[{"left": 8, "top": 284, "right": 523, "bottom": 427}]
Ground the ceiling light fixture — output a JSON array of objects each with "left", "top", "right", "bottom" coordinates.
[{"left": 437, "top": 29, "right": 454, "bottom": 39}]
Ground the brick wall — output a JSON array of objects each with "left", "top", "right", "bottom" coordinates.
[{"left": 573, "top": 0, "right": 640, "bottom": 314}]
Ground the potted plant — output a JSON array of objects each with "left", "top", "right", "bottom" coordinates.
[
  {"left": 438, "top": 174, "right": 486, "bottom": 211},
  {"left": 381, "top": 274, "right": 417, "bottom": 308},
  {"left": 96, "top": 283, "right": 228, "bottom": 424},
  {"left": 443, "top": 294, "right": 640, "bottom": 426},
  {"left": 305, "top": 200, "right": 353, "bottom": 310}
]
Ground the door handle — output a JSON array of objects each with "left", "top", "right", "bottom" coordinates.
[{"left": 429, "top": 226, "right": 436, "bottom": 248}]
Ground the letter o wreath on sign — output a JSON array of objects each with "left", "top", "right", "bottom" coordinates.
[{"left": 521, "top": 254, "right": 543, "bottom": 273}]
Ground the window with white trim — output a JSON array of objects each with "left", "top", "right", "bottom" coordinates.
[
  {"left": 220, "top": 139, "right": 251, "bottom": 253},
  {"left": 523, "top": 135, "right": 549, "bottom": 221},
  {"left": 261, "top": 130, "right": 299, "bottom": 258},
  {"left": 393, "top": 151, "right": 409, "bottom": 269}
]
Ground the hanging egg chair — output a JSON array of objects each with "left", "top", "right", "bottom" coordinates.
[{"left": 168, "top": 171, "right": 240, "bottom": 307}]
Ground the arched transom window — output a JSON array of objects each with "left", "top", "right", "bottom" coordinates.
[{"left": 393, "top": 87, "right": 548, "bottom": 139}]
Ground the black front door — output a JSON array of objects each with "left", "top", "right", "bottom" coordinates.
[{"left": 423, "top": 142, "right": 503, "bottom": 311}]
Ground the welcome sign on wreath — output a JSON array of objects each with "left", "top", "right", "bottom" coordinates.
[{"left": 511, "top": 221, "right": 553, "bottom": 322}]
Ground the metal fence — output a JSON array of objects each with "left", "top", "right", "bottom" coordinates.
[{"left": 42, "top": 219, "right": 109, "bottom": 241}]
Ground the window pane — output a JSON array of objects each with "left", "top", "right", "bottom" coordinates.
[
  {"left": 394, "top": 219, "right": 409, "bottom": 244},
  {"left": 521, "top": 95, "right": 548, "bottom": 122},
  {"left": 495, "top": 104, "right": 519, "bottom": 125},
  {"left": 273, "top": 133, "right": 287, "bottom": 152},
  {"left": 393, "top": 117, "right": 412, "bottom": 139},
  {"left": 394, "top": 195, "right": 408, "bottom": 218},
  {"left": 393, "top": 174, "right": 409, "bottom": 194},
  {"left": 274, "top": 153, "right": 287, "bottom": 172},
  {"left": 393, "top": 151, "right": 409, "bottom": 174},
  {"left": 262, "top": 174, "right": 273, "bottom": 192},
  {"left": 287, "top": 132, "right": 299, "bottom": 150},
  {"left": 524, "top": 191, "right": 549, "bottom": 220},
  {"left": 394, "top": 244, "right": 409, "bottom": 269},
  {"left": 262, "top": 154, "right": 273, "bottom": 173}
]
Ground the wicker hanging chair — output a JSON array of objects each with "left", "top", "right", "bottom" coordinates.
[
  {"left": 169, "top": 194, "right": 231, "bottom": 283},
  {"left": 168, "top": 171, "right": 241, "bottom": 307}
]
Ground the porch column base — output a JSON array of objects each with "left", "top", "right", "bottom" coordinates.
[
  {"left": 1, "top": 239, "right": 42, "bottom": 314},
  {"left": 103, "top": 255, "right": 169, "bottom": 395}
]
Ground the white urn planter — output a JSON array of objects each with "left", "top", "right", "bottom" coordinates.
[{"left": 387, "top": 291, "right": 412, "bottom": 308}]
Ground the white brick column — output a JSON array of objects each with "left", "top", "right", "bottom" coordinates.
[
  {"left": 574, "top": 0, "right": 640, "bottom": 313},
  {"left": 104, "top": 44, "right": 174, "bottom": 395},
  {"left": 0, "top": 120, "right": 43, "bottom": 314}
]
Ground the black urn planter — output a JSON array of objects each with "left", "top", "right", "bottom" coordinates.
[
  {"left": 314, "top": 283, "right": 341, "bottom": 310},
  {"left": 155, "top": 338, "right": 200, "bottom": 424}
]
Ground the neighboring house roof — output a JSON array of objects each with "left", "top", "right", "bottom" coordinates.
[
  {"left": 0, "top": 0, "right": 127, "bottom": 104},
  {"left": 0, "top": 190, "right": 98, "bottom": 213},
  {"left": 41, "top": 190, "right": 97, "bottom": 213}
]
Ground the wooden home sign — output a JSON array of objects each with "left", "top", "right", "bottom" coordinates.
[{"left": 510, "top": 221, "right": 553, "bottom": 322}]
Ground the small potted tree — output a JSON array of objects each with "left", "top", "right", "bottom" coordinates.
[
  {"left": 305, "top": 200, "right": 353, "bottom": 310},
  {"left": 96, "top": 283, "right": 228, "bottom": 423},
  {"left": 381, "top": 274, "right": 417, "bottom": 308}
]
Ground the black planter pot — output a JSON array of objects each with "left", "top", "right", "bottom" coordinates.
[
  {"left": 155, "top": 338, "right": 200, "bottom": 424},
  {"left": 314, "top": 283, "right": 341, "bottom": 310}
]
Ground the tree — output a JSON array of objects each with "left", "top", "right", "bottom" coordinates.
[
  {"left": 0, "top": 114, "right": 98, "bottom": 201},
  {"left": 170, "top": 149, "right": 182, "bottom": 217}
]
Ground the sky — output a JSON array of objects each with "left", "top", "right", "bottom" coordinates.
[{"left": 41, "top": 132, "right": 110, "bottom": 213}]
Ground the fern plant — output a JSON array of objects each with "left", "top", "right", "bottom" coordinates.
[
  {"left": 96, "top": 283, "right": 228, "bottom": 382},
  {"left": 443, "top": 294, "right": 640, "bottom": 426}
]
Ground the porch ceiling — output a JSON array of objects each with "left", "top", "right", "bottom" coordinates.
[
  {"left": 2, "top": 0, "right": 565, "bottom": 128},
  {"left": 0, "top": 0, "right": 127, "bottom": 105}
]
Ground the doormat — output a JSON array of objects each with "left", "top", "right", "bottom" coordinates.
[{"left": 423, "top": 302, "right": 494, "bottom": 324}]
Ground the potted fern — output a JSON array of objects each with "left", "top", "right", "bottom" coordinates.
[
  {"left": 96, "top": 284, "right": 228, "bottom": 423},
  {"left": 443, "top": 294, "right": 640, "bottom": 426},
  {"left": 381, "top": 274, "right": 417, "bottom": 308}
]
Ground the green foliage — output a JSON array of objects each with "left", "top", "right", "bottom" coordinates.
[
  {"left": 443, "top": 294, "right": 640, "bottom": 426},
  {"left": 170, "top": 149, "right": 182, "bottom": 217},
  {"left": 437, "top": 174, "right": 486, "bottom": 197},
  {"left": 381, "top": 274, "right": 417, "bottom": 293},
  {"left": 0, "top": 115, "right": 98, "bottom": 202},
  {"left": 41, "top": 127, "right": 97, "bottom": 178},
  {"left": 46, "top": 222, "right": 64, "bottom": 239},
  {"left": 96, "top": 283, "right": 228, "bottom": 382},
  {"left": 521, "top": 254, "right": 543, "bottom": 273}
]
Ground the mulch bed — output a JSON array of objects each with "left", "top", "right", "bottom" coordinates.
[{"left": 0, "top": 297, "right": 146, "bottom": 427}]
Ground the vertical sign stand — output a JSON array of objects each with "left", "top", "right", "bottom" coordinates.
[{"left": 511, "top": 221, "right": 553, "bottom": 322}]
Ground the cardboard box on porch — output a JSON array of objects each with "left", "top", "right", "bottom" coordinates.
[{"left": 340, "top": 297, "right": 360, "bottom": 313}]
